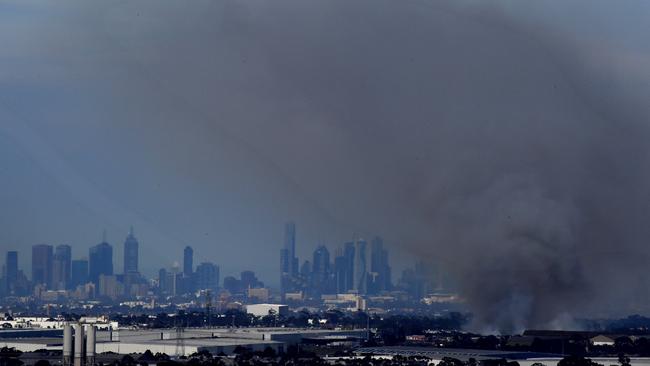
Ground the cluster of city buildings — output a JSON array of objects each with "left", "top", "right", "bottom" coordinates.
[
  {"left": 279, "top": 222, "right": 445, "bottom": 302},
  {"left": 0, "top": 222, "right": 452, "bottom": 309},
  {"left": 0, "top": 228, "right": 222, "bottom": 302}
]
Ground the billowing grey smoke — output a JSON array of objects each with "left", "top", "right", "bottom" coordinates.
[{"left": 2, "top": 0, "right": 650, "bottom": 332}]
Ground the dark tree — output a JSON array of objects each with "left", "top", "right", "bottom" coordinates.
[
  {"left": 618, "top": 353, "right": 631, "bottom": 366},
  {"left": 558, "top": 355, "right": 603, "bottom": 366},
  {"left": 438, "top": 357, "right": 464, "bottom": 366},
  {"left": 119, "top": 355, "right": 136, "bottom": 366}
]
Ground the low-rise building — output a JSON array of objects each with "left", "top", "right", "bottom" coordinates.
[{"left": 246, "top": 304, "right": 289, "bottom": 317}]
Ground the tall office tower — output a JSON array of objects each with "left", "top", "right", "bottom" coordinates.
[
  {"left": 123, "top": 227, "right": 139, "bottom": 274},
  {"left": 32, "top": 244, "right": 53, "bottom": 288},
  {"left": 183, "top": 246, "right": 193, "bottom": 276},
  {"left": 89, "top": 240, "right": 113, "bottom": 285},
  {"left": 284, "top": 222, "right": 297, "bottom": 276},
  {"left": 280, "top": 221, "right": 298, "bottom": 297},
  {"left": 52, "top": 245, "right": 72, "bottom": 290},
  {"left": 158, "top": 268, "right": 168, "bottom": 294},
  {"left": 280, "top": 247, "right": 290, "bottom": 296},
  {"left": 70, "top": 259, "right": 89, "bottom": 289},
  {"left": 195, "top": 262, "right": 219, "bottom": 291},
  {"left": 312, "top": 245, "right": 330, "bottom": 294},
  {"left": 343, "top": 242, "right": 355, "bottom": 292},
  {"left": 333, "top": 247, "right": 347, "bottom": 293},
  {"left": 5, "top": 251, "right": 18, "bottom": 294},
  {"left": 369, "top": 237, "right": 391, "bottom": 294},
  {"left": 353, "top": 238, "right": 367, "bottom": 294},
  {"left": 280, "top": 248, "right": 290, "bottom": 274}
]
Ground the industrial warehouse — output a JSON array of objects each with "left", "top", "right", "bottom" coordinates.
[{"left": 0, "top": 325, "right": 367, "bottom": 362}]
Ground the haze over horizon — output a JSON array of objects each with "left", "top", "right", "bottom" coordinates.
[{"left": 3, "top": 0, "right": 650, "bottom": 332}]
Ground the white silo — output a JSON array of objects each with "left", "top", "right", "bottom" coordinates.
[
  {"left": 86, "top": 325, "right": 96, "bottom": 366},
  {"left": 74, "top": 324, "right": 85, "bottom": 366},
  {"left": 63, "top": 324, "right": 73, "bottom": 366}
]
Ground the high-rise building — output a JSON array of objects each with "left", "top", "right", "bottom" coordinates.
[
  {"left": 70, "top": 259, "right": 89, "bottom": 289},
  {"left": 183, "top": 246, "right": 193, "bottom": 276},
  {"left": 369, "top": 237, "right": 391, "bottom": 294},
  {"left": 5, "top": 251, "right": 18, "bottom": 294},
  {"left": 89, "top": 241, "right": 113, "bottom": 285},
  {"left": 195, "top": 262, "right": 219, "bottom": 291},
  {"left": 158, "top": 268, "right": 168, "bottom": 294},
  {"left": 353, "top": 238, "right": 367, "bottom": 294},
  {"left": 284, "top": 222, "right": 297, "bottom": 275},
  {"left": 280, "top": 248, "right": 290, "bottom": 295},
  {"left": 52, "top": 245, "right": 72, "bottom": 290},
  {"left": 32, "top": 244, "right": 53, "bottom": 288},
  {"left": 123, "top": 227, "right": 139, "bottom": 274},
  {"left": 280, "top": 248, "right": 289, "bottom": 274},
  {"left": 334, "top": 248, "right": 347, "bottom": 294},
  {"left": 280, "top": 221, "right": 299, "bottom": 297},
  {"left": 312, "top": 245, "right": 330, "bottom": 294},
  {"left": 344, "top": 241, "right": 355, "bottom": 292}
]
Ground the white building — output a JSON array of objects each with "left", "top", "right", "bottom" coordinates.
[
  {"left": 591, "top": 335, "right": 615, "bottom": 346},
  {"left": 0, "top": 316, "right": 117, "bottom": 330},
  {"left": 246, "top": 304, "right": 289, "bottom": 317}
]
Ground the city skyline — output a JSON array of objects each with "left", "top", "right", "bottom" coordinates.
[
  {"left": 2, "top": 222, "right": 413, "bottom": 294},
  {"left": 1, "top": 224, "right": 411, "bottom": 288}
]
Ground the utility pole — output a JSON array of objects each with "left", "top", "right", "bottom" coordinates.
[
  {"left": 366, "top": 312, "right": 370, "bottom": 342},
  {"left": 175, "top": 315, "right": 185, "bottom": 357},
  {"left": 205, "top": 290, "right": 212, "bottom": 328}
]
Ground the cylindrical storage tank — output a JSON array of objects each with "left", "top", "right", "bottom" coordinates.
[
  {"left": 86, "top": 325, "right": 96, "bottom": 366},
  {"left": 74, "top": 324, "right": 84, "bottom": 366},
  {"left": 63, "top": 324, "right": 73, "bottom": 366}
]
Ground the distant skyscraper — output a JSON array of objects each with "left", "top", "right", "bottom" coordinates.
[
  {"left": 280, "top": 221, "right": 299, "bottom": 297},
  {"left": 280, "top": 248, "right": 289, "bottom": 274},
  {"left": 195, "top": 262, "right": 219, "bottom": 291},
  {"left": 32, "top": 244, "right": 53, "bottom": 288},
  {"left": 284, "top": 222, "right": 297, "bottom": 275},
  {"left": 343, "top": 241, "right": 355, "bottom": 292},
  {"left": 334, "top": 252, "right": 347, "bottom": 294},
  {"left": 52, "top": 244, "right": 72, "bottom": 290},
  {"left": 353, "top": 238, "right": 367, "bottom": 294},
  {"left": 89, "top": 239, "right": 113, "bottom": 285},
  {"left": 158, "top": 268, "right": 168, "bottom": 294},
  {"left": 280, "top": 248, "right": 290, "bottom": 297},
  {"left": 123, "top": 227, "right": 139, "bottom": 274},
  {"left": 369, "top": 237, "right": 391, "bottom": 294},
  {"left": 312, "top": 245, "right": 330, "bottom": 294},
  {"left": 5, "top": 251, "right": 18, "bottom": 294},
  {"left": 70, "top": 259, "right": 89, "bottom": 289},
  {"left": 183, "top": 246, "right": 193, "bottom": 276}
]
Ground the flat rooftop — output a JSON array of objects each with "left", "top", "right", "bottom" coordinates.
[{"left": 356, "top": 346, "right": 563, "bottom": 361}]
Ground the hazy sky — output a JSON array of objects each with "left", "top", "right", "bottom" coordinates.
[{"left": 2, "top": 0, "right": 650, "bottom": 330}]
